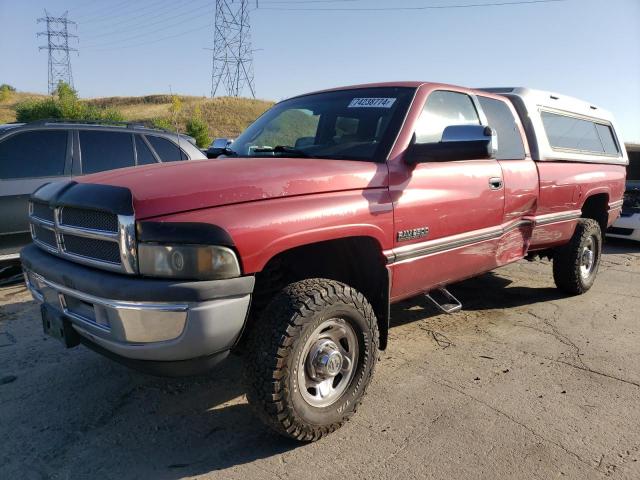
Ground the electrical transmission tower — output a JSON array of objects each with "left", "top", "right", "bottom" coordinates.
[
  {"left": 37, "top": 11, "right": 78, "bottom": 94},
  {"left": 211, "top": 1, "right": 256, "bottom": 98}
]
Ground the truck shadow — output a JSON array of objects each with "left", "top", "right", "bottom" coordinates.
[
  {"left": 604, "top": 237, "right": 640, "bottom": 254},
  {"left": 389, "top": 270, "right": 565, "bottom": 329}
]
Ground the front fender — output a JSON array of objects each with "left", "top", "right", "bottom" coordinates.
[{"left": 149, "top": 189, "right": 394, "bottom": 274}]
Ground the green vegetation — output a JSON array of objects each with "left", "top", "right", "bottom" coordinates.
[
  {"left": 14, "top": 82, "right": 124, "bottom": 123},
  {"left": 185, "top": 106, "right": 211, "bottom": 148},
  {"left": 0, "top": 84, "right": 16, "bottom": 102}
]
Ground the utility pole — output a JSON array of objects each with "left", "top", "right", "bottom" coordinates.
[
  {"left": 210, "top": 0, "right": 256, "bottom": 98},
  {"left": 37, "top": 10, "right": 78, "bottom": 94}
]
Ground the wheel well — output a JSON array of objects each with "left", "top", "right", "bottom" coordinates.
[
  {"left": 244, "top": 237, "right": 391, "bottom": 350},
  {"left": 581, "top": 193, "right": 609, "bottom": 233}
]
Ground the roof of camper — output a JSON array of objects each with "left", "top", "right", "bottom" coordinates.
[{"left": 480, "top": 87, "right": 615, "bottom": 122}]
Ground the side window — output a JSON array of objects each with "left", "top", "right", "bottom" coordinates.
[
  {"left": 79, "top": 131, "right": 135, "bottom": 174},
  {"left": 595, "top": 124, "right": 619, "bottom": 155},
  {"left": 0, "top": 130, "right": 68, "bottom": 179},
  {"left": 135, "top": 135, "right": 158, "bottom": 165},
  {"left": 478, "top": 96, "right": 526, "bottom": 160},
  {"left": 146, "top": 135, "right": 187, "bottom": 162},
  {"left": 414, "top": 90, "right": 480, "bottom": 143},
  {"left": 540, "top": 111, "right": 615, "bottom": 154}
]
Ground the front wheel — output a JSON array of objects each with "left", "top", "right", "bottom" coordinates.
[
  {"left": 553, "top": 218, "right": 602, "bottom": 295},
  {"left": 245, "top": 278, "right": 379, "bottom": 441}
]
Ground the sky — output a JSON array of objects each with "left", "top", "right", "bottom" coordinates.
[{"left": 0, "top": 0, "right": 638, "bottom": 142}]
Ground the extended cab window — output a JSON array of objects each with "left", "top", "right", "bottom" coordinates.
[
  {"left": 478, "top": 96, "right": 526, "bottom": 160},
  {"left": 80, "top": 131, "right": 135, "bottom": 174},
  {"left": 0, "top": 130, "right": 68, "bottom": 179},
  {"left": 414, "top": 91, "right": 480, "bottom": 143},
  {"left": 230, "top": 87, "right": 415, "bottom": 161},
  {"left": 146, "top": 135, "right": 187, "bottom": 162},
  {"left": 541, "top": 111, "right": 619, "bottom": 155}
]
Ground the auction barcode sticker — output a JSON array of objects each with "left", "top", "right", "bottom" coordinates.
[{"left": 348, "top": 98, "right": 396, "bottom": 108}]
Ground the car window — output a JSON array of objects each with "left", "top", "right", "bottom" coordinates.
[
  {"left": 415, "top": 91, "right": 480, "bottom": 144},
  {"left": 478, "top": 96, "right": 526, "bottom": 160},
  {"left": 0, "top": 130, "right": 68, "bottom": 179},
  {"left": 230, "top": 87, "right": 416, "bottom": 161},
  {"left": 146, "top": 135, "right": 186, "bottom": 162},
  {"left": 251, "top": 109, "right": 321, "bottom": 149},
  {"left": 79, "top": 131, "right": 135, "bottom": 174},
  {"left": 135, "top": 135, "right": 157, "bottom": 165},
  {"left": 540, "top": 111, "right": 617, "bottom": 155},
  {"left": 595, "top": 123, "right": 619, "bottom": 155}
]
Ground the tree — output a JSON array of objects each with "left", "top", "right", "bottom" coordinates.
[
  {"left": 0, "top": 84, "right": 15, "bottom": 102},
  {"left": 186, "top": 105, "right": 210, "bottom": 148}
]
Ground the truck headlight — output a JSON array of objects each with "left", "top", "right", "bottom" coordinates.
[{"left": 138, "top": 244, "right": 241, "bottom": 280}]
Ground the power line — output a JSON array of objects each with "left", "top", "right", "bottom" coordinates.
[
  {"left": 82, "top": 0, "right": 214, "bottom": 42},
  {"left": 76, "top": 0, "right": 175, "bottom": 24},
  {"left": 82, "top": 5, "right": 220, "bottom": 48},
  {"left": 84, "top": 22, "right": 213, "bottom": 52},
  {"left": 257, "top": 0, "right": 566, "bottom": 11},
  {"left": 72, "top": 0, "right": 134, "bottom": 21},
  {"left": 37, "top": 10, "right": 78, "bottom": 94},
  {"left": 79, "top": 0, "right": 181, "bottom": 33}
]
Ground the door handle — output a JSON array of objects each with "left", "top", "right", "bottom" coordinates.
[{"left": 489, "top": 177, "right": 503, "bottom": 190}]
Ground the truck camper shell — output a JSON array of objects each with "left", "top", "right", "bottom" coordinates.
[{"left": 482, "top": 87, "right": 628, "bottom": 166}]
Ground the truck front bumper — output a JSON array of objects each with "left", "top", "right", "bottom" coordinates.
[{"left": 21, "top": 244, "right": 254, "bottom": 376}]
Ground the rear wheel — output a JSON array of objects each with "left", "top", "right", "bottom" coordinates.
[
  {"left": 553, "top": 218, "right": 602, "bottom": 295},
  {"left": 245, "top": 278, "right": 378, "bottom": 441}
]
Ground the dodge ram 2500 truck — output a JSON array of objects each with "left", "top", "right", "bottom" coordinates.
[{"left": 21, "top": 82, "right": 627, "bottom": 441}]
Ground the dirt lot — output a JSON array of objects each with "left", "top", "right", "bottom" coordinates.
[{"left": 1, "top": 240, "right": 639, "bottom": 480}]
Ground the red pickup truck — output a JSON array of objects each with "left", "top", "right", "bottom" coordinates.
[{"left": 21, "top": 82, "right": 627, "bottom": 441}]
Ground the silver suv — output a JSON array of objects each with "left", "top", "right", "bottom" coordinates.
[{"left": 0, "top": 121, "right": 206, "bottom": 260}]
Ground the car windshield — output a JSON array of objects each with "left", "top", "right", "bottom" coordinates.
[{"left": 229, "top": 87, "right": 415, "bottom": 162}]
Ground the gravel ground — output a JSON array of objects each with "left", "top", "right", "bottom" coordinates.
[{"left": 1, "top": 240, "right": 639, "bottom": 480}]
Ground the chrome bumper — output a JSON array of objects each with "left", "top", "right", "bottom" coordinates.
[{"left": 24, "top": 268, "right": 252, "bottom": 362}]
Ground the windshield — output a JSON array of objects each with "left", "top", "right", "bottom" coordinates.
[{"left": 230, "top": 87, "right": 415, "bottom": 162}]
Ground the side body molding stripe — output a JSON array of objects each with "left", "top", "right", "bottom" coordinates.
[{"left": 384, "top": 210, "right": 581, "bottom": 264}]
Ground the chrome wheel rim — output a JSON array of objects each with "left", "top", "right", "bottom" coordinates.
[
  {"left": 298, "top": 318, "right": 359, "bottom": 408},
  {"left": 580, "top": 236, "right": 596, "bottom": 280}
]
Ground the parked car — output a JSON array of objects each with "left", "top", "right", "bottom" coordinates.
[
  {"left": 21, "top": 83, "right": 627, "bottom": 441},
  {"left": 607, "top": 144, "right": 640, "bottom": 241},
  {"left": 0, "top": 121, "right": 206, "bottom": 260}
]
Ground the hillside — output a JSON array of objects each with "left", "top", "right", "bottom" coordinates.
[
  {"left": 0, "top": 91, "right": 48, "bottom": 124},
  {"left": 0, "top": 90, "right": 273, "bottom": 139}
]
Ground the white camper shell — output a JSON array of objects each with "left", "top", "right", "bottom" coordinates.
[{"left": 482, "top": 87, "right": 628, "bottom": 166}]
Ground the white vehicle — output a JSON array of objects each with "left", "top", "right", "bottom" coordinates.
[{"left": 608, "top": 144, "right": 640, "bottom": 241}]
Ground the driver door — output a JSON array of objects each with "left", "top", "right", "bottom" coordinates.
[{"left": 388, "top": 89, "right": 505, "bottom": 301}]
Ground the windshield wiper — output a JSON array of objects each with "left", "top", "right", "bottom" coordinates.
[{"left": 252, "top": 145, "right": 311, "bottom": 158}]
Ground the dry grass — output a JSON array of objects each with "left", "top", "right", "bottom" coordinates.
[
  {"left": 0, "top": 91, "right": 48, "bottom": 123},
  {"left": 86, "top": 94, "right": 274, "bottom": 138},
  {"left": 1, "top": 91, "right": 273, "bottom": 139}
]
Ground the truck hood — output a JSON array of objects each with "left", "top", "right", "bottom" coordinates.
[{"left": 78, "top": 157, "right": 387, "bottom": 219}]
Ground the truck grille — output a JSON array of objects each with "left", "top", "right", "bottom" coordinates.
[
  {"left": 62, "top": 235, "right": 122, "bottom": 264},
  {"left": 29, "top": 202, "right": 137, "bottom": 274},
  {"left": 60, "top": 207, "right": 119, "bottom": 232}
]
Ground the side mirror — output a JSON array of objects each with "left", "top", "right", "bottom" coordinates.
[
  {"left": 206, "top": 138, "right": 231, "bottom": 158},
  {"left": 405, "top": 125, "right": 496, "bottom": 164}
]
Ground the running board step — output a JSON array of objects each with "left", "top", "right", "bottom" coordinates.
[{"left": 425, "top": 287, "right": 462, "bottom": 314}]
